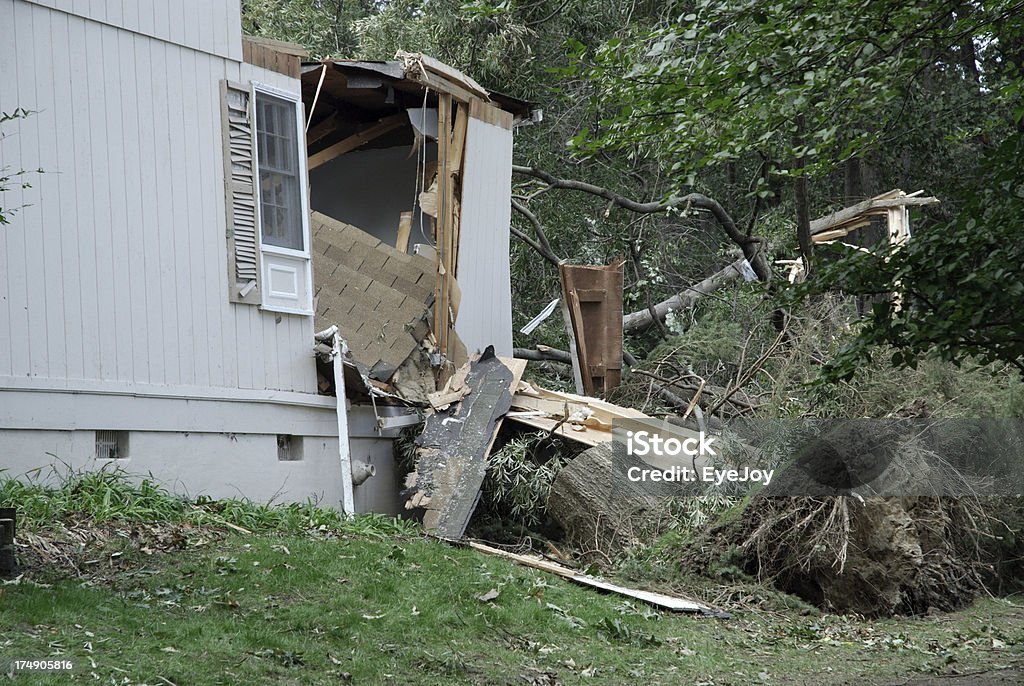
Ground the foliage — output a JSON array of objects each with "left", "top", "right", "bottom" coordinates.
[
  {"left": 801, "top": 130, "right": 1024, "bottom": 380},
  {"left": 565, "top": 1, "right": 964, "bottom": 184},
  {"left": 241, "top": 0, "right": 368, "bottom": 58},
  {"left": 481, "top": 431, "right": 580, "bottom": 528}
]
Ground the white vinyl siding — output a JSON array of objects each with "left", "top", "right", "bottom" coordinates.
[{"left": 0, "top": 0, "right": 316, "bottom": 394}]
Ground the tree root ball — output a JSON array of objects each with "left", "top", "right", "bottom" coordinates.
[{"left": 709, "top": 495, "right": 987, "bottom": 617}]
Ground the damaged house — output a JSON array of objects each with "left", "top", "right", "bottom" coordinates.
[{"left": 0, "top": 0, "right": 530, "bottom": 515}]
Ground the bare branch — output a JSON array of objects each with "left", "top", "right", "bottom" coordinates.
[
  {"left": 510, "top": 198, "right": 562, "bottom": 266},
  {"left": 622, "top": 259, "right": 747, "bottom": 332},
  {"left": 512, "top": 164, "right": 772, "bottom": 281}
]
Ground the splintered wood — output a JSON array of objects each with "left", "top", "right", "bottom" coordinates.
[
  {"left": 404, "top": 351, "right": 525, "bottom": 539},
  {"left": 505, "top": 382, "right": 647, "bottom": 447},
  {"left": 559, "top": 262, "right": 624, "bottom": 396},
  {"left": 809, "top": 189, "right": 939, "bottom": 243}
]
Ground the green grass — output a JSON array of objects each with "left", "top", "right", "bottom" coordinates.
[
  {"left": 2, "top": 474, "right": 1023, "bottom": 684},
  {"left": 0, "top": 466, "right": 417, "bottom": 538}
]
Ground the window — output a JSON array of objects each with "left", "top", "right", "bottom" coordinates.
[
  {"left": 277, "top": 434, "right": 303, "bottom": 461},
  {"left": 255, "top": 92, "right": 304, "bottom": 252},
  {"left": 219, "top": 80, "right": 313, "bottom": 314}
]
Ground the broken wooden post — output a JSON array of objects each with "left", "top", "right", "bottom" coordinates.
[
  {"left": 0, "top": 507, "right": 16, "bottom": 576},
  {"left": 559, "top": 261, "right": 624, "bottom": 396}
]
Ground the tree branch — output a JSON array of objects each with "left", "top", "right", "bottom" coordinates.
[
  {"left": 510, "top": 198, "right": 562, "bottom": 266},
  {"left": 512, "top": 164, "right": 772, "bottom": 281},
  {"left": 622, "top": 259, "right": 747, "bottom": 332}
]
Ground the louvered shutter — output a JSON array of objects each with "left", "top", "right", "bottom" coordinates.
[{"left": 220, "top": 80, "right": 261, "bottom": 304}]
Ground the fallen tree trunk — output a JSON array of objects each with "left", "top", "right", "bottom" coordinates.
[
  {"left": 547, "top": 441, "right": 676, "bottom": 558},
  {"left": 622, "top": 259, "right": 747, "bottom": 333}
]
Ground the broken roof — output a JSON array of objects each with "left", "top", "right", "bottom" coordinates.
[
  {"left": 312, "top": 212, "right": 435, "bottom": 382},
  {"left": 300, "top": 53, "right": 532, "bottom": 161}
]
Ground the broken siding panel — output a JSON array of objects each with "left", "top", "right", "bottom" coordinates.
[
  {"left": 456, "top": 107, "right": 514, "bottom": 357},
  {"left": 21, "top": 0, "right": 240, "bottom": 60}
]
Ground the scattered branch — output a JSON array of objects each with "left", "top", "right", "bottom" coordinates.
[{"left": 510, "top": 198, "right": 562, "bottom": 266}]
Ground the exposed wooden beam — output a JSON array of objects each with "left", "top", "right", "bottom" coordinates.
[
  {"left": 307, "top": 112, "right": 408, "bottom": 170},
  {"left": 305, "top": 112, "right": 341, "bottom": 149}
]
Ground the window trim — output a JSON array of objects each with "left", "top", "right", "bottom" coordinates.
[{"left": 251, "top": 81, "right": 314, "bottom": 315}]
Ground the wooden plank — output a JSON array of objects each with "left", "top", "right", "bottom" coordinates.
[
  {"left": 242, "top": 34, "right": 309, "bottom": 57},
  {"left": 307, "top": 113, "right": 407, "bottom": 170},
  {"left": 436, "top": 93, "right": 453, "bottom": 356},
  {"left": 464, "top": 541, "right": 715, "bottom": 614},
  {"left": 469, "top": 98, "right": 514, "bottom": 129},
  {"left": 449, "top": 102, "right": 468, "bottom": 278},
  {"left": 450, "top": 102, "right": 469, "bottom": 175},
  {"left": 568, "top": 290, "right": 593, "bottom": 395},
  {"left": 395, "top": 211, "right": 413, "bottom": 253},
  {"left": 560, "top": 290, "right": 585, "bottom": 394},
  {"left": 306, "top": 111, "right": 341, "bottom": 149}
]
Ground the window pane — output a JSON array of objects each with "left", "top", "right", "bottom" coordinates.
[{"left": 255, "top": 92, "right": 303, "bottom": 251}]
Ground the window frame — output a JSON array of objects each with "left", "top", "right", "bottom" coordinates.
[{"left": 251, "top": 82, "right": 314, "bottom": 315}]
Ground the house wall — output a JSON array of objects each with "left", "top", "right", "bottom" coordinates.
[
  {"left": 0, "top": 0, "right": 316, "bottom": 395},
  {"left": 0, "top": 404, "right": 407, "bottom": 514},
  {"left": 0, "top": 0, "right": 358, "bottom": 508},
  {"left": 456, "top": 112, "right": 514, "bottom": 357},
  {"left": 309, "top": 144, "right": 436, "bottom": 250},
  {"left": 19, "top": 0, "right": 242, "bottom": 60},
  {"left": 0, "top": 428, "right": 347, "bottom": 506}
]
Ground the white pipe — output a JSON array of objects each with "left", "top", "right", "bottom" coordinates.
[
  {"left": 322, "top": 325, "right": 355, "bottom": 516},
  {"left": 351, "top": 460, "right": 376, "bottom": 487}
]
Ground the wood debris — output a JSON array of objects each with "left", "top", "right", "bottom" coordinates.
[
  {"left": 505, "top": 382, "right": 648, "bottom": 447},
  {"left": 464, "top": 540, "right": 721, "bottom": 615},
  {"left": 559, "top": 261, "right": 624, "bottom": 396},
  {"left": 403, "top": 350, "right": 525, "bottom": 539}
]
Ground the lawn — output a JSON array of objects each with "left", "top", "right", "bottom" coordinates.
[{"left": 3, "top": 528, "right": 1023, "bottom": 685}]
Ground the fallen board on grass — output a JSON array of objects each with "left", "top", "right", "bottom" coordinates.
[{"left": 464, "top": 540, "right": 723, "bottom": 616}]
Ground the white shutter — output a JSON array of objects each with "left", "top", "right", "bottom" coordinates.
[{"left": 220, "top": 80, "right": 261, "bottom": 304}]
